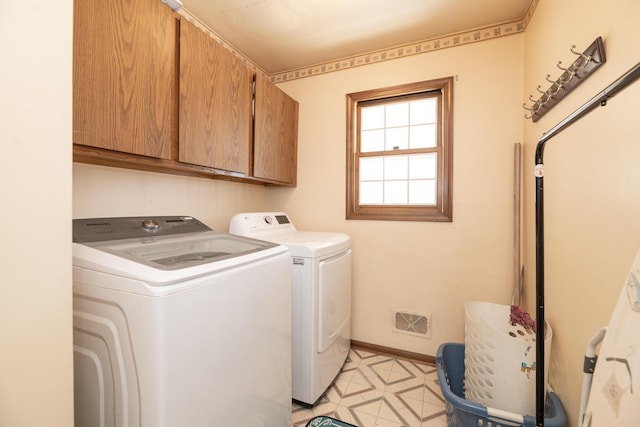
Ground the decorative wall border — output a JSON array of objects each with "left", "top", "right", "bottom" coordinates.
[
  {"left": 270, "top": 20, "right": 525, "bottom": 83},
  {"left": 179, "top": 0, "right": 540, "bottom": 84}
]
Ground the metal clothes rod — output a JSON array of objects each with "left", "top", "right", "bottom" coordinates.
[{"left": 534, "top": 60, "right": 640, "bottom": 427}]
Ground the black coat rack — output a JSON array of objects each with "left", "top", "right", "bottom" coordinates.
[{"left": 534, "top": 61, "right": 640, "bottom": 426}]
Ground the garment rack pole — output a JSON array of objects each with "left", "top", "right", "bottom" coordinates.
[{"left": 534, "top": 61, "right": 640, "bottom": 427}]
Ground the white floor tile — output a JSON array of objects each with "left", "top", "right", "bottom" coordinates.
[{"left": 292, "top": 349, "right": 446, "bottom": 427}]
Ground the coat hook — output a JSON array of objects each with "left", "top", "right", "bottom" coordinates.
[
  {"left": 545, "top": 74, "right": 556, "bottom": 84},
  {"left": 570, "top": 44, "right": 592, "bottom": 65},
  {"left": 556, "top": 61, "right": 575, "bottom": 74},
  {"left": 523, "top": 103, "right": 540, "bottom": 112},
  {"left": 548, "top": 83, "right": 563, "bottom": 97},
  {"left": 536, "top": 85, "right": 551, "bottom": 103},
  {"left": 523, "top": 102, "right": 540, "bottom": 119},
  {"left": 557, "top": 61, "right": 577, "bottom": 83},
  {"left": 557, "top": 73, "right": 574, "bottom": 85}
]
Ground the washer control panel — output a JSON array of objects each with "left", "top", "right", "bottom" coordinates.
[{"left": 73, "top": 216, "right": 211, "bottom": 243}]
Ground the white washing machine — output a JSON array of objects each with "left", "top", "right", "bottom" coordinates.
[
  {"left": 229, "top": 212, "right": 351, "bottom": 406},
  {"left": 72, "top": 216, "right": 291, "bottom": 427}
]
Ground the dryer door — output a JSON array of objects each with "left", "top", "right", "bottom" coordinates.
[{"left": 318, "top": 249, "right": 352, "bottom": 353}]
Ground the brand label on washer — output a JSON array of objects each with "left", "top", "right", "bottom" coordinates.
[{"left": 293, "top": 257, "right": 305, "bottom": 265}]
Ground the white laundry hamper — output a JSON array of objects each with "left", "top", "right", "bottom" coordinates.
[{"left": 464, "top": 301, "right": 552, "bottom": 416}]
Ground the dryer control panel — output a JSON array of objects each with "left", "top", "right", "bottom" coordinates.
[{"left": 229, "top": 212, "right": 296, "bottom": 236}]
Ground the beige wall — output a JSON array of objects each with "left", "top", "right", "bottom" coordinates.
[
  {"left": 523, "top": 0, "right": 640, "bottom": 424},
  {"left": 9, "top": 0, "right": 639, "bottom": 424},
  {"left": 75, "top": 35, "right": 525, "bottom": 361},
  {"left": 272, "top": 34, "right": 525, "bottom": 356},
  {"left": 0, "top": 0, "right": 74, "bottom": 425},
  {"left": 73, "top": 164, "right": 270, "bottom": 231}
]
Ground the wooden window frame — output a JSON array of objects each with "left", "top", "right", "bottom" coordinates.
[{"left": 346, "top": 77, "right": 454, "bottom": 222}]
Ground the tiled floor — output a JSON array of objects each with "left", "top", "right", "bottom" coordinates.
[{"left": 291, "top": 348, "right": 447, "bottom": 427}]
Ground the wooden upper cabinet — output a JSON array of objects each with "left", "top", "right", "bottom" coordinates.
[
  {"left": 253, "top": 74, "right": 299, "bottom": 185},
  {"left": 73, "top": 0, "right": 298, "bottom": 186},
  {"left": 179, "top": 20, "right": 253, "bottom": 174},
  {"left": 73, "top": 0, "right": 177, "bottom": 159}
]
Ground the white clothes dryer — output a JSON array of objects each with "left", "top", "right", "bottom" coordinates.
[
  {"left": 229, "top": 212, "right": 351, "bottom": 406},
  {"left": 72, "top": 216, "right": 291, "bottom": 426}
]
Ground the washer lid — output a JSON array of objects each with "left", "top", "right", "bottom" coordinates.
[{"left": 73, "top": 216, "right": 280, "bottom": 272}]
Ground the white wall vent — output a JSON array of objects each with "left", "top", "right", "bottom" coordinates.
[{"left": 393, "top": 310, "right": 431, "bottom": 339}]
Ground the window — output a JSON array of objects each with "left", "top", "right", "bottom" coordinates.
[{"left": 346, "top": 77, "right": 453, "bottom": 222}]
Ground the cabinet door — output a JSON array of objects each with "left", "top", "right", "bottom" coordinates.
[
  {"left": 179, "top": 20, "right": 253, "bottom": 174},
  {"left": 73, "top": 0, "right": 177, "bottom": 159},
  {"left": 254, "top": 74, "right": 299, "bottom": 185}
]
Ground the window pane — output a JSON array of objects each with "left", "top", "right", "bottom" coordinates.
[
  {"left": 409, "top": 124, "right": 436, "bottom": 149},
  {"left": 385, "top": 127, "right": 409, "bottom": 150},
  {"left": 361, "top": 129, "right": 384, "bottom": 152},
  {"left": 409, "top": 180, "right": 436, "bottom": 205},
  {"left": 361, "top": 105, "right": 384, "bottom": 130},
  {"left": 360, "top": 157, "right": 383, "bottom": 181},
  {"left": 384, "top": 181, "right": 408, "bottom": 204},
  {"left": 386, "top": 102, "right": 409, "bottom": 127},
  {"left": 410, "top": 98, "right": 437, "bottom": 125},
  {"left": 409, "top": 153, "right": 437, "bottom": 179},
  {"left": 384, "top": 156, "right": 408, "bottom": 180},
  {"left": 347, "top": 77, "right": 452, "bottom": 221},
  {"left": 360, "top": 181, "right": 383, "bottom": 204}
]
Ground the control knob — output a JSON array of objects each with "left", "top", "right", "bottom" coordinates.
[{"left": 142, "top": 219, "right": 160, "bottom": 231}]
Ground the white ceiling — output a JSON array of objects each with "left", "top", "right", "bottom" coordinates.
[{"left": 180, "top": 0, "right": 532, "bottom": 74}]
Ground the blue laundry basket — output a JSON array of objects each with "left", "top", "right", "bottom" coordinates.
[{"left": 436, "top": 343, "right": 567, "bottom": 427}]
